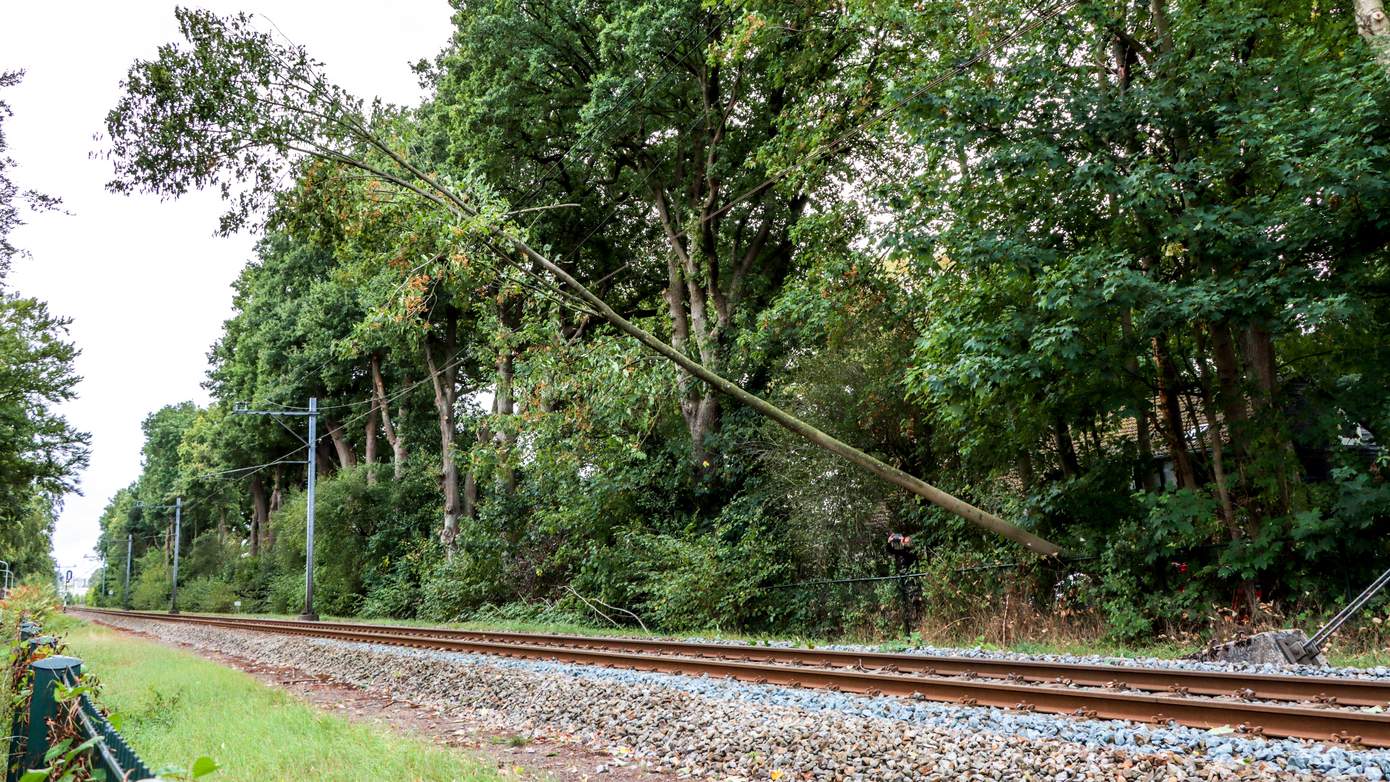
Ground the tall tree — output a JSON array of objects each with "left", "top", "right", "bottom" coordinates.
[{"left": 103, "top": 7, "right": 1058, "bottom": 554}]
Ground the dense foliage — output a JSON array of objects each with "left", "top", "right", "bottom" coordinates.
[{"left": 92, "top": 0, "right": 1390, "bottom": 644}]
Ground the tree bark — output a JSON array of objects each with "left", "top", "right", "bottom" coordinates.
[
  {"left": 1054, "top": 416, "right": 1081, "bottom": 479},
  {"left": 248, "top": 475, "right": 268, "bottom": 557},
  {"left": 326, "top": 419, "right": 357, "bottom": 469},
  {"left": 1242, "top": 322, "right": 1298, "bottom": 513},
  {"left": 1241, "top": 324, "right": 1278, "bottom": 403},
  {"left": 364, "top": 401, "right": 379, "bottom": 485},
  {"left": 1192, "top": 354, "right": 1239, "bottom": 537},
  {"left": 1016, "top": 450, "right": 1034, "bottom": 493},
  {"left": 370, "top": 352, "right": 407, "bottom": 479},
  {"left": 496, "top": 299, "right": 518, "bottom": 494},
  {"left": 1354, "top": 0, "right": 1390, "bottom": 69},
  {"left": 425, "top": 311, "right": 462, "bottom": 554},
  {"left": 316, "top": 439, "right": 336, "bottom": 478},
  {"left": 1208, "top": 322, "right": 1250, "bottom": 472},
  {"left": 265, "top": 467, "right": 281, "bottom": 552}
]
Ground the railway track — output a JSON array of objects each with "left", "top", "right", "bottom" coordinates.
[{"left": 71, "top": 607, "right": 1390, "bottom": 747}]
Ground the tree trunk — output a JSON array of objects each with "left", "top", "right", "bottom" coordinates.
[
  {"left": 326, "top": 419, "right": 357, "bottom": 469},
  {"left": 265, "top": 467, "right": 281, "bottom": 552},
  {"left": 1153, "top": 334, "right": 1199, "bottom": 489},
  {"left": 1054, "top": 416, "right": 1081, "bottom": 479},
  {"left": 1208, "top": 322, "right": 1251, "bottom": 485},
  {"left": 495, "top": 301, "right": 518, "bottom": 494},
  {"left": 1241, "top": 324, "right": 1278, "bottom": 403},
  {"left": 1120, "top": 311, "right": 1158, "bottom": 490},
  {"left": 1016, "top": 450, "right": 1034, "bottom": 494},
  {"left": 1193, "top": 358, "right": 1239, "bottom": 537},
  {"left": 1242, "top": 323, "right": 1298, "bottom": 513},
  {"left": 248, "top": 475, "right": 268, "bottom": 557},
  {"left": 370, "top": 352, "right": 407, "bottom": 479},
  {"left": 425, "top": 312, "right": 462, "bottom": 554},
  {"left": 1354, "top": 0, "right": 1390, "bottom": 69},
  {"left": 364, "top": 396, "right": 379, "bottom": 486},
  {"left": 316, "top": 439, "right": 336, "bottom": 478}
]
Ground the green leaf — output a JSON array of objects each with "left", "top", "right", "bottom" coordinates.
[
  {"left": 191, "top": 756, "right": 221, "bottom": 778},
  {"left": 44, "top": 737, "right": 74, "bottom": 762}
]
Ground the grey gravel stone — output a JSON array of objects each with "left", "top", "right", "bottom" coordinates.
[
  {"left": 91, "top": 615, "right": 1390, "bottom": 780},
  {"left": 689, "top": 636, "right": 1383, "bottom": 681}
]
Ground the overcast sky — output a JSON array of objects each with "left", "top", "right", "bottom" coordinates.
[{"left": 2, "top": 1, "right": 454, "bottom": 580}]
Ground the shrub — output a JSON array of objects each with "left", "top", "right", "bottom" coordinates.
[
  {"left": 1, "top": 579, "right": 61, "bottom": 624},
  {"left": 129, "top": 551, "right": 171, "bottom": 610},
  {"left": 180, "top": 577, "right": 240, "bottom": 613}
]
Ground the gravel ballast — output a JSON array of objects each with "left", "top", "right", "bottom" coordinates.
[
  {"left": 87, "top": 615, "right": 1390, "bottom": 780},
  {"left": 688, "top": 637, "right": 1390, "bottom": 682}
]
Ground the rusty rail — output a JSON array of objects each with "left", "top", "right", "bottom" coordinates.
[{"left": 71, "top": 607, "right": 1390, "bottom": 747}]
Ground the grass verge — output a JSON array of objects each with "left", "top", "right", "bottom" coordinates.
[{"left": 63, "top": 620, "right": 501, "bottom": 782}]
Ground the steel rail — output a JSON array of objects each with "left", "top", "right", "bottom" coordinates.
[
  {"left": 71, "top": 608, "right": 1390, "bottom": 746},
  {"left": 73, "top": 607, "right": 1390, "bottom": 708}
]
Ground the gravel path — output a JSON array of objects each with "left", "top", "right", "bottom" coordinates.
[{"left": 88, "top": 615, "right": 1389, "bottom": 780}]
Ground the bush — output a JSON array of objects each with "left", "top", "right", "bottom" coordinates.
[
  {"left": 418, "top": 548, "right": 512, "bottom": 622},
  {"left": 1, "top": 579, "right": 61, "bottom": 624},
  {"left": 267, "top": 571, "right": 303, "bottom": 615},
  {"left": 575, "top": 496, "right": 790, "bottom": 632},
  {"left": 180, "top": 577, "right": 240, "bottom": 613},
  {"left": 359, "top": 569, "right": 420, "bottom": 619},
  {"left": 129, "top": 551, "right": 171, "bottom": 610}
]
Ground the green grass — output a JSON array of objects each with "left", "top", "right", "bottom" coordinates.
[{"left": 63, "top": 621, "right": 501, "bottom": 782}]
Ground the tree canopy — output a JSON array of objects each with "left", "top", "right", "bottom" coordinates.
[{"left": 91, "top": 0, "right": 1390, "bottom": 641}]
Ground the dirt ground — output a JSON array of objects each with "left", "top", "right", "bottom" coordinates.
[{"left": 96, "top": 622, "right": 669, "bottom": 782}]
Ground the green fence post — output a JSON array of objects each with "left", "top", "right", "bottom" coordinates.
[
  {"left": 6, "top": 632, "right": 55, "bottom": 782},
  {"left": 20, "top": 656, "right": 81, "bottom": 774}
]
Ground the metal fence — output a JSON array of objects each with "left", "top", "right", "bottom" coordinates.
[{"left": 6, "top": 621, "right": 154, "bottom": 782}]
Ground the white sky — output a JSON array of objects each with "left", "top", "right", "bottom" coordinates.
[{"left": 2, "top": 1, "right": 454, "bottom": 580}]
